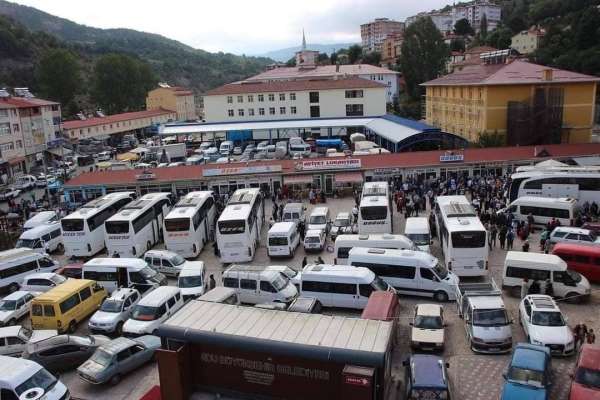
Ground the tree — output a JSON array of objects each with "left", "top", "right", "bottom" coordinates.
[
  {"left": 317, "top": 52, "right": 330, "bottom": 65},
  {"left": 285, "top": 56, "right": 296, "bottom": 67},
  {"left": 476, "top": 130, "right": 505, "bottom": 148},
  {"left": 450, "top": 38, "right": 466, "bottom": 52},
  {"left": 454, "top": 18, "right": 474, "bottom": 36},
  {"left": 35, "top": 48, "right": 81, "bottom": 108},
  {"left": 92, "top": 53, "right": 157, "bottom": 114},
  {"left": 485, "top": 25, "right": 513, "bottom": 49},
  {"left": 362, "top": 51, "right": 381, "bottom": 66},
  {"left": 480, "top": 13, "right": 488, "bottom": 39},
  {"left": 399, "top": 17, "right": 450, "bottom": 100},
  {"left": 330, "top": 51, "right": 338, "bottom": 65},
  {"left": 348, "top": 44, "right": 363, "bottom": 64}
]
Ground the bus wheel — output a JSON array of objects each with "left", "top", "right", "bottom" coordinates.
[{"left": 433, "top": 291, "right": 448, "bottom": 302}]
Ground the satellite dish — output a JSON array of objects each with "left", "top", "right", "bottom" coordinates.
[{"left": 20, "top": 387, "right": 45, "bottom": 400}]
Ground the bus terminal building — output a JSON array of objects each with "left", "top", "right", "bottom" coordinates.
[{"left": 63, "top": 143, "right": 600, "bottom": 204}]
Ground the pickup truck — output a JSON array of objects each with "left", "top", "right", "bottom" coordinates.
[{"left": 456, "top": 280, "right": 513, "bottom": 354}]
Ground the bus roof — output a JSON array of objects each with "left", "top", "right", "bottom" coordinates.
[
  {"left": 348, "top": 247, "right": 437, "bottom": 265},
  {"left": 107, "top": 192, "right": 170, "bottom": 222},
  {"left": 63, "top": 191, "right": 134, "bottom": 220},
  {"left": 360, "top": 195, "right": 389, "bottom": 207},
  {"left": 167, "top": 192, "right": 213, "bottom": 219},
  {"left": 218, "top": 203, "right": 252, "bottom": 221},
  {"left": 362, "top": 182, "right": 388, "bottom": 196},
  {"left": 335, "top": 233, "right": 414, "bottom": 244},
  {"left": 228, "top": 188, "right": 260, "bottom": 205},
  {"left": 33, "top": 279, "right": 97, "bottom": 303},
  {"left": 445, "top": 216, "right": 485, "bottom": 232},
  {"left": 511, "top": 196, "right": 577, "bottom": 205}
]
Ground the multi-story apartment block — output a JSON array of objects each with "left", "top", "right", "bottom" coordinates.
[
  {"left": 381, "top": 33, "right": 404, "bottom": 67},
  {"left": 511, "top": 28, "right": 545, "bottom": 55},
  {"left": 406, "top": 11, "right": 454, "bottom": 34},
  {"left": 0, "top": 102, "right": 26, "bottom": 178},
  {"left": 146, "top": 84, "right": 197, "bottom": 121},
  {"left": 361, "top": 18, "right": 405, "bottom": 53},
  {"left": 407, "top": 1, "right": 501, "bottom": 34}
]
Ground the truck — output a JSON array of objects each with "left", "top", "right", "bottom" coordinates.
[{"left": 456, "top": 279, "right": 513, "bottom": 354}]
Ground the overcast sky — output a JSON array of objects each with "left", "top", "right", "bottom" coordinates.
[{"left": 11, "top": 0, "right": 452, "bottom": 54}]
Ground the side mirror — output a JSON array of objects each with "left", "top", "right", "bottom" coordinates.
[{"left": 409, "top": 322, "right": 413, "bottom": 326}]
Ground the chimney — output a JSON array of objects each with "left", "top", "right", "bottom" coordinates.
[{"left": 543, "top": 68, "right": 553, "bottom": 81}]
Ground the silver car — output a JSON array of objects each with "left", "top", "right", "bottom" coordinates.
[
  {"left": 88, "top": 288, "right": 141, "bottom": 335},
  {"left": 77, "top": 335, "right": 161, "bottom": 385}
]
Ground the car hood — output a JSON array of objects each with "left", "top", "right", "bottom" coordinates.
[
  {"left": 502, "top": 382, "right": 547, "bottom": 400},
  {"left": 281, "top": 284, "right": 298, "bottom": 301},
  {"left": 184, "top": 261, "right": 204, "bottom": 271},
  {"left": 134, "top": 335, "right": 161, "bottom": 350},
  {"left": 30, "top": 330, "right": 58, "bottom": 343},
  {"left": 570, "top": 382, "right": 600, "bottom": 400},
  {"left": 411, "top": 327, "right": 444, "bottom": 343},
  {"left": 0, "top": 310, "right": 15, "bottom": 323},
  {"left": 91, "top": 335, "right": 112, "bottom": 347},
  {"left": 417, "top": 245, "right": 431, "bottom": 253},
  {"left": 530, "top": 325, "right": 573, "bottom": 344},
  {"left": 123, "top": 318, "right": 157, "bottom": 334},
  {"left": 473, "top": 323, "right": 512, "bottom": 341},
  {"left": 90, "top": 311, "right": 120, "bottom": 325},
  {"left": 78, "top": 359, "right": 107, "bottom": 377}
]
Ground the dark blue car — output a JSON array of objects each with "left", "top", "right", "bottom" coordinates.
[
  {"left": 501, "top": 343, "right": 552, "bottom": 400},
  {"left": 403, "top": 354, "right": 452, "bottom": 399}
]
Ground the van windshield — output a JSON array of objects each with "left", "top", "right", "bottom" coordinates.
[
  {"left": 371, "top": 276, "right": 389, "bottom": 292},
  {"left": 169, "top": 254, "right": 186, "bottom": 266},
  {"left": 178, "top": 276, "right": 203, "bottom": 288},
  {"left": 473, "top": 309, "right": 509, "bottom": 326},
  {"left": 565, "top": 270, "right": 582, "bottom": 283},
  {"left": 272, "top": 275, "right": 289, "bottom": 291},
  {"left": 16, "top": 239, "right": 42, "bottom": 249},
  {"left": 407, "top": 233, "right": 430, "bottom": 246},
  {"left": 283, "top": 212, "right": 299, "bottom": 221},
  {"left": 433, "top": 263, "right": 448, "bottom": 280},
  {"left": 334, "top": 217, "right": 351, "bottom": 227},
  {"left": 140, "top": 267, "right": 158, "bottom": 280},
  {"left": 269, "top": 237, "right": 288, "bottom": 246},
  {"left": 15, "top": 368, "right": 57, "bottom": 396},
  {"left": 310, "top": 215, "right": 326, "bottom": 225},
  {"left": 131, "top": 305, "right": 159, "bottom": 321}
]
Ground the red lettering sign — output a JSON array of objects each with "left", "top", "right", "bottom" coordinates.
[{"left": 344, "top": 375, "right": 371, "bottom": 387}]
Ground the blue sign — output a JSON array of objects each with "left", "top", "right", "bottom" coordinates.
[{"left": 439, "top": 154, "right": 464, "bottom": 163}]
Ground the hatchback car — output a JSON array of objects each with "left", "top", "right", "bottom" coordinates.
[
  {"left": 233, "top": 146, "right": 242, "bottom": 155},
  {"left": 550, "top": 227, "right": 600, "bottom": 247},
  {"left": 569, "top": 344, "right": 600, "bottom": 399},
  {"left": 55, "top": 263, "right": 83, "bottom": 279},
  {"left": 0, "top": 326, "right": 57, "bottom": 357},
  {"left": 77, "top": 335, "right": 161, "bottom": 385},
  {"left": 20, "top": 273, "right": 67, "bottom": 293},
  {"left": 330, "top": 212, "right": 355, "bottom": 240},
  {"left": 403, "top": 354, "right": 453, "bottom": 400},
  {"left": 0, "top": 291, "right": 37, "bottom": 327},
  {"left": 89, "top": 288, "right": 142, "bottom": 335},
  {"left": 501, "top": 343, "right": 552, "bottom": 400},
  {"left": 410, "top": 304, "right": 445, "bottom": 351},
  {"left": 303, "top": 229, "right": 326, "bottom": 252},
  {"left": 22, "top": 334, "right": 111, "bottom": 372}
]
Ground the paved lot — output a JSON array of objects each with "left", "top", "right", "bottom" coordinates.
[{"left": 17, "top": 195, "right": 598, "bottom": 400}]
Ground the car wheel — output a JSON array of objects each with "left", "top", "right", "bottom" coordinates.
[
  {"left": 8, "top": 283, "right": 19, "bottom": 293},
  {"left": 565, "top": 292, "right": 581, "bottom": 304},
  {"left": 68, "top": 321, "right": 76, "bottom": 334},
  {"left": 115, "top": 322, "right": 124, "bottom": 336},
  {"left": 57, "top": 243, "right": 64, "bottom": 253},
  {"left": 433, "top": 291, "right": 449, "bottom": 302},
  {"left": 110, "top": 374, "right": 121, "bottom": 385}
]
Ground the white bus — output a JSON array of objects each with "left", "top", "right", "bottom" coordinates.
[
  {"left": 509, "top": 167, "right": 600, "bottom": 204},
  {"left": 501, "top": 196, "right": 577, "bottom": 227},
  {"left": 434, "top": 195, "right": 488, "bottom": 277},
  {"left": 105, "top": 192, "right": 172, "bottom": 257},
  {"left": 358, "top": 181, "right": 392, "bottom": 234},
  {"left": 61, "top": 192, "right": 135, "bottom": 257},
  {"left": 216, "top": 188, "right": 264, "bottom": 263},
  {"left": 164, "top": 191, "right": 216, "bottom": 258}
]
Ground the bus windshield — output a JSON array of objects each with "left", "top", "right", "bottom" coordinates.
[
  {"left": 105, "top": 221, "right": 130, "bottom": 234},
  {"left": 360, "top": 206, "right": 387, "bottom": 221},
  {"left": 165, "top": 218, "right": 190, "bottom": 232},
  {"left": 61, "top": 218, "right": 84, "bottom": 232},
  {"left": 451, "top": 231, "right": 486, "bottom": 248},
  {"left": 218, "top": 220, "right": 246, "bottom": 234}
]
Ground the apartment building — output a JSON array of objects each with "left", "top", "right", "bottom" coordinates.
[
  {"left": 361, "top": 18, "right": 405, "bottom": 53},
  {"left": 146, "top": 84, "right": 197, "bottom": 121},
  {"left": 0, "top": 103, "right": 26, "bottom": 177},
  {"left": 381, "top": 33, "right": 404, "bottom": 67},
  {"left": 203, "top": 78, "right": 386, "bottom": 123},
  {"left": 406, "top": 11, "right": 454, "bottom": 34},
  {"left": 407, "top": 1, "right": 501, "bottom": 34},
  {"left": 511, "top": 28, "right": 545, "bottom": 55}
]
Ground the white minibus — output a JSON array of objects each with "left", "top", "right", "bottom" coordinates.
[
  {"left": 61, "top": 192, "right": 135, "bottom": 257},
  {"left": 82, "top": 257, "right": 168, "bottom": 294},
  {"left": 281, "top": 203, "right": 306, "bottom": 224},
  {"left": 267, "top": 222, "right": 300, "bottom": 258},
  {"left": 501, "top": 196, "right": 577, "bottom": 227},
  {"left": 123, "top": 286, "right": 184, "bottom": 336},
  {"left": 219, "top": 140, "right": 234, "bottom": 156},
  {"left": 23, "top": 211, "right": 58, "bottom": 231},
  {"left": 105, "top": 192, "right": 172, "bottom": 257},
  {"left": 358, "top": 181, "right": 392, "bottom": 234},
  {"left": 163, "top": 191, "right": 216, "bottom": 258},
  {"left": 347, "top": 247, "right": 459, "bottom": 302},
  {"left": 434, "top": 195, "right": 488, "bottom": 277},
  {"left": 177, "top": 262, "right": 207, "bottom": 301},
  {"left": 333, "top": 233, "right": 417, "bottom": 264},
  {"left": 404, "top": 217, "right": 432, "bottom": 253},
  {"left": 307, "top": 206, "right": 330, "bottom": 233},
  {"left": 0, "top": 249, "right": 59, "bottom": 293},
  {"left": 216, "top": 188, "right": 264, "bottom": 263},
  {"left": 222, "top": 264, "right": 297, "bottom": 304},
  {"left": 297, "top": 264, "right": 395, "bottom": 310},
  {"left": 16, "top": 222, "right": 62, "bottom": 254}
]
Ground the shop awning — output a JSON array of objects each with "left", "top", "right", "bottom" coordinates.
[
  {"left": 283, "top": 174, "right": 312, "bottom": 185},
  {"left": 335, "top": 171, "right": 363, "bottom": 184},
  {"left": 8, "top": 156, "right": 25, "bottom": 165},
  {"left": 46, "top": 147, "right": 73, "bottom": 157}
]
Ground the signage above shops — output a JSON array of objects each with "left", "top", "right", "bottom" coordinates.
[
  {"left": 135, "top": 171, "right": 156, "bottom": 181},
  {"left": 439, "top": 153, "right": 464, "bottom": 163},
  {"left": 297, "top": 158, "right": 361, "bottom": 171},
  {"left": 203, "top": 165, "right": 282, "bottom": 177}
]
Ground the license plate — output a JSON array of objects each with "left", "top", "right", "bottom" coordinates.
[{"left": 488, "top": 348, "right": 499, "bottom": 352}]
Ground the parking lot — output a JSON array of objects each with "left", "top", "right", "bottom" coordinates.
[{"left": 13, "top": 195, "right": 598, "bottom": 400}]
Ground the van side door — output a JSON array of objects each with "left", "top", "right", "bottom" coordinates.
[
  {"left": 330, "top": 282, "right": 359, "bottom": 309},
  {"left": 418, "top": 268, "right": 440, "bottom": 298},
  {"left": 240, "top": 278, "right": 259, "bottom": 304}
]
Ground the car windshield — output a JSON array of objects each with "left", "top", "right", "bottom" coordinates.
[
  {"left": 15, "top": 368, "right": 57, "bottom": 396},
  {"left": 169, "top": 254, "right": 186, "bottom": 266},
  {"left": 61, "top": 218, "right": 84, "bottom": 232},
  {"left": 140, "top": 267, "right": 158, "bottom": 280},
  {"left": 131, "top": 305, "right": 160, "bottom": 321},
  {"left": 310, "top": 215, "right": 326, "bottom": 225},
  {"left": 272, "top": 275, "right": 289, "bottom": 291},
  {"left": 532, "top": 311, "right": 565, "bottom": 326},
  {"left": 432, "top": 262, "right": 448, "bottom": 280},
  {"left": 100, "top": 299, "right": 123, "bottom": 313},
  {"left": 305, "top": 236, "right": 321, "bottom": 243},
  {"left": 16, "top": 239, "right": 42, "bottom": 248},
  {"left": 414, "top": 315, "right": 443, "bottom": 329},
  {"left": 334, "top": 218, "right": 350, "bottom": 227},
  {"left": 0, "top": 300, "right": 17, "bottom": 311},
  {"left": 90, "top": 349, "right": 113, "bottom": 367},
  {"left": 371, "top": 276, "right": 389, "bottom": 291},
  {"left": 473, "top": 309, "right": 509, "bottom": 326},
  {"left": 407, "top": 233, "right": 430, "bottom": 246},
  {"left": 178, "top": 276, "right": 203, "bottom": 288},
  {"left": 575, "top": 367, "right": 600, "bottom": 389},
  {"left": 507, "top": 366, "right": 544, "bottom": 387},
  {"left": 50, "top": 275, "right": 66, "bottom": 285}
]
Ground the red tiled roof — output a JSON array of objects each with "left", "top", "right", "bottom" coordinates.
[
  {"left": 0, "top": 97, "right": 58, "bottom": 108},
  {"left": 65, "top": 143, "right": 600, "bottom": 188},
  {"left": 206, "top": 78, "right": 386, "bottom": 96},
  {"left": 465, "top": 46, "right": 497, "bottom": 55},
  {"left": 423, "top": 60, "right": 600, "bottom": 86},
  {"left": 62, "top": 108, "right": 176, "bottom": 130}
]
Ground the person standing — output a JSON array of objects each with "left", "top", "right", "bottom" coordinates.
[
  {"left": 208, "top": 274, "right": 216, "bottom": 290},
  {"left": 490, "top": 224, "right": 498, "bottom": 249},
  {"left": 543, "top": 237, "right": 551, "bottom": 254},
  {"left": 587, "top": 329, "right": 596, "bottom": 344},
  {"left": 302, "top": 256, "right": 308, "bottom": 269},
  {"left": 574, "top": 323, "right": 588, "bottom": 350},
  {"left": 522, "top": 240, "right": 530, "bottom": 252},
  {"left": 499, "top": 225, "right": 507, "bottom": 250},
  {"left": 352, "top": 205, "right": 359, "bottom": 224},
  {"left": 507, "top": 228, "right": 514, "bottom": 250}
]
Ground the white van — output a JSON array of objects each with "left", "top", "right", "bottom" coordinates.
[
  {"left": 0, "top": 249, "right": 59, "bottom": 293},
  {"left": 219, "top": 140, "right": 234, "bottom": 156},
  {"left": 14, "top": 175, "right": 37, "bottom": 191},
  {"left": 502, "top": 251, "right": 591, "bottom": 301},
  {"left": 177, "top": 262, "right": 207, "bottom": 301},
  {"left": 82, "top": 258, "right": 168, "bottom": 295},
  {"left": 143, "top": 250, "right": 202, "bottom": 277},
  {"left": 281, "top": 203, "right": 306, "bottom": 224},
  {"left": 222, "top": 265, "right": 298, "bottom": 305},
  {"left": 197, "top": 287, "right": 240, "bottom": 305},
  {"left": 333, "top": 233, "right": 418, "bottom": 264},
  {"left": 297, "top": 264, "right": 395, "bottom": 310},
  {"left": 404, "top": 217, "right": 432, "bottom": 253},
  {"left": 500, "top": 196, "right": 577, "bottom": 227},
  {"left": 23, "top": 211, "right": 58, "bottom": 231},
  {"left": 0, "top": 355, "right": 69, "bottom": 400},
  {"left": 16, "top": 222, "right": 63, "bottom": 254},
  {"left": 308, "top": 206, "right": 330, "bottom": 233},
  {"left": 123, "top": 286, "right": 184, "bottom": 336},
  {"left": 267, "top": 222, "right": 300, "bottom": 257},
  {"left": 348, "top": 247, "right": 459, "bottom": 302}
]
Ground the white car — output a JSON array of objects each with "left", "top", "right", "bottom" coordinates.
[
  {"left": 144, "top": 250, "right": 201, "bottom": 277},
  {"left": 233, "top": 146, "right": 243, "bottom": 155},
  {"left": 410, "top": 304, "right": 445, "bottom": 351},
  {"left": 0, "top": 291, "right": 38, "bottom": 327},
  {"left": 0, "top": 187, "right": 21, "bottom": 201},
  {"left": 519, "top": 295, "right": 575, "bottom": 356},
  {"left": 20, "top": 273, "right": 67, "bottom": 293},
  {"left": 549, "top": 226, "right": 600, "bottom": 247},
  {"left": 303, "top": 229, "right": 326, "bottom": 252},
  {"left": 0, "top": 326, "right": 57, "bottom": 357},
  {"left": 330, "top": 211, "right": 355, "bottom": 240},
  {"left": 88, "top": 288, "right": 141, "bottom": 335}
]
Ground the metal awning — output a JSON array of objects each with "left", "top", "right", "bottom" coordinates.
[
  {"left": 46, "top": 147, "right": 73, "bottom": 157},
  {"left": 283, "top": 174, "right": 312, "bottom": 185},
  {"left": 335, "top": 171, "right": 363, "bottom": 183}
]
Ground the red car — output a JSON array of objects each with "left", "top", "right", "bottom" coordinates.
[
  {"left": 569, "top": 344, "right": 600, "bottom": 399},
  {"left": 55, "top": 263, "right": 83, "bottom": 279}
]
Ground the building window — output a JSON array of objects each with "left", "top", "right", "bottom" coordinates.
[
  {"left": 248, "top": 108, "right": 255, "bottom": 116},
  {"left": 279, "top": 93, "right": 285, "bottom": 101},
  {"left": 269, "top": 107, "right": 276, "bottom": 115},
  {"left": 238, "top": 109, "right": 244, "bottom": 116},
  {"left": 227, "top": 96, "right": 233, "bottom": 104},
  {"left": 345, "top": 90, "right": 364, "bottom": 98},
  {"left": 290, "top": 93, "right": 296, "bottom": 101},
  {"left": 291, "top": 106, "right": 297, "bottom": 114},
  {"left": 258, "top": 94, "right": 264, "bottom": 102},
  {"left": 346, "top": 104, "right": 364, "bottom": 117},
  {"left": 248, "top": 95, "right": 254, "bottom": 102},
  {"left": 228, "top": 110, "right": 234, "bottom": 117},
  {"left": 237, "top": 96, "right": 244, "bottom": 103},
  {"left": 12, "top": 124, "right": 19, "bottom": 132},
  {"left": 259, "top": 108, "right": 265, "bottom": 115},
  {"left": 16, "top": 140, "right": 22, "bottom": 148},
  {"left": 309, "top": 92, "right": 319, "bottom": 103},
  {"left": 310, "top": 106, "right": 320, "bottom": 118},
  {"left": 268, "top": 94, "right": 275, "bottom": 102},
  {"left": 0, "top": 123, "right": 10, "bottom": 135},
  {"left": 280, "top": 107, "right": 286, "bottom": 114}
]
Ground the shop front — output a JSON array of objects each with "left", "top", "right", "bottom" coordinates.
[
  {"left": 290, "top": 158, "right": 363, "bottom": 196},
  {"left": 202, "top": 164, "right": 283, "bottom": 196}
]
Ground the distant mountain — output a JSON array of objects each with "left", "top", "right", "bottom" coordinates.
[
  {"left": 258, "top": 43, "right": 358, "bottom": 62},
  {"left": 0, "top": 0, "right": 273, "bottom": 95}
]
